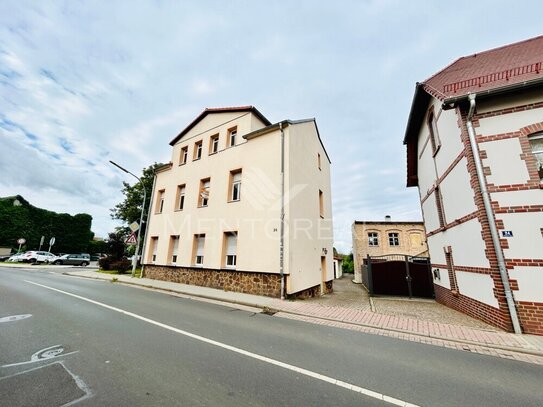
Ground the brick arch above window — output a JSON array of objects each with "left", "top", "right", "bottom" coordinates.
[{"left": 519, "top": 123, "right": 543, "bottom": 182}]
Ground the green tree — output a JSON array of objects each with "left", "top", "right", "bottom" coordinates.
[
  {"left": 110, "top": 163, "right": 163, "bottom": 259},
  {"left": 342, "top": 253, "right": 354, "bottom": 274},
  {"left": 110, "top": 163, "right": 163, "bottom": 225}
]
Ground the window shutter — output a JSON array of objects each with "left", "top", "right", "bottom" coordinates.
[
  {"left": 226, "top": 233, "right": 237, "bottom": 256},
  {"left": 197, "top": 236, "right": 205, "bottom": 256}
]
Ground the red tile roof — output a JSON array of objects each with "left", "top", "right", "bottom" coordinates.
[
  {"left": 422, "top": 35, "right": 543, "bottom": 100},
  {"left": 169, "top": 106, "right": 271, "bottom": 146}
]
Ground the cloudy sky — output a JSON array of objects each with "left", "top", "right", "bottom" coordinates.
[{"left": 1, "top": 1, "right": 541, "bottom": 253}]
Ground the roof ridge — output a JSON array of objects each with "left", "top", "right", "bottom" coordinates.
[{"left": 422, "top": 35, "right": 543, "bottom": 85}]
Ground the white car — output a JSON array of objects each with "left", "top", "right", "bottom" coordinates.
[
  {"left": 7, "top": 253, "right": 25, "bottom": 262},
  {"left": 20, "top": 251, "right": 57, "bottom": 263}
]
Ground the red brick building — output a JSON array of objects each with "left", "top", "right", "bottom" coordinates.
[{"left": 403, "top": 36, "right": 543, "bottom": 334}]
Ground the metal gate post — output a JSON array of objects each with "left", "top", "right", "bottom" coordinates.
[
  {"left": 405, "top": 255, "right": 413, "bottom": 299},
  {"left": 367, "top": 255, "right": 373, "bottom": 296}
]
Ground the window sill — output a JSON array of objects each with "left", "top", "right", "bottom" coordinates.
[
  {"left": 432, "top": 144, "right": 441, "bottom": 157},
  {"left": 197, "top": 205, "right": 208, "bottom": 209},
  {"left": 228, "top": 199, "right": 240, "bottom": 203},
  {"left": 174, "top": 209, "right": 184, "bottom": 212},
  {"left": 209, "top": 151, "right": 218, "bottom": 156},
  {"left": 179, "top": 162, "right": 187, "bottom": 166},
  {"left": 193, "top": 158, "right": 201, "bottom": 162}
]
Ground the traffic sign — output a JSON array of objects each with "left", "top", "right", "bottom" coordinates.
[
  {"left": 129, "top": 221, "right": 140, "bottom": 232},
  {"left": 17, "top": 238, "right": 26, "bottom": 245},
  {"left": 49, "top": 237, "right": 56, "bottom": 246},
  {"left": 125, "top": 232, "right": 137, "bottom": 245}
]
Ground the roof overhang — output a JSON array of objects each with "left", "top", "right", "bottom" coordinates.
[{"left": 169, "top": 106, "right": 271, "bottom": 146}]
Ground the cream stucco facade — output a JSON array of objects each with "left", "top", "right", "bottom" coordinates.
[{"left": 143, "top": 107, "right": 334, "bottom": 297}]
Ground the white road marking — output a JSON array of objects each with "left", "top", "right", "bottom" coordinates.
[
  {"left": 0, "top": 314, "right": 32, "bottom": 323},
  {"left": 24, "top": 279, "right": 420, "bottom": 407},
  {"left": 0, "top": 361, "right": 93, "bottom": 406},
  {"left": 2, "top": 344, "right": 79, "bottom": 368}
]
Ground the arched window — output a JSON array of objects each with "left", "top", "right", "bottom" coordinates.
[{"left": 529, "top": 132, "right": 543, "bottom": 180}]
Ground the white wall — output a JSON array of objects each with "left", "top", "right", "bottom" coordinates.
[
  {"left": 477, "top": 106, "right": 543, "bottom": 135},
  {"left": 434, "top": 108, "right": 463, "bottom": 177},
  {"left": 421, "top": 192, "right": 440, "bottom": 233},
  {"left": 509, "top": 266, "right": 543, "bottom": 302},
  {"left": 439, "top": 157, "right": 477, "bottom": 222},
  {"left": 427, "top": 218, "right": 489, "bottom": 269},
  {"left": 480, "top": 137, "right": 530, "bottom": 186},
  {"left": 499, "top": 212, "right": 543, "bottom": 260},
  {"left": 287, "top": 121, "right": 334, "bottom": 293},
  {"left": 491, "top": 189, "right": 543, "bottom": 207},
  {"left": 456, "top": 271, "right": 499, "bottom": 308}
]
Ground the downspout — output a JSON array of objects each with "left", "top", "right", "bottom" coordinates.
[
  {"left": 279, "top": 122, "right": 285, "bottom": 300},
  {"left": 465, "top": 93, "right": 522, "bottom": 334},
  {"left": 140, "top": 174, "right": 157, "bottom": 279}
]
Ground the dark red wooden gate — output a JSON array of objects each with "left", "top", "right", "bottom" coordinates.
[{"left": 365, "top": 254, "right": 434, "bottom": 298}]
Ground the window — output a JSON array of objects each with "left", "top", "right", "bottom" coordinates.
[
  {"left": 318, "top": 153, "right": 321, "bottom": 170},
  {"left": 194, "top": 140, "right": 203, "bottom": 160},
  {"left": 176, "top": 184, "right": 186, "bottom": 211},
  {"left": 229, "top": 170, "right": 241, "bottom": 202},
  {"left": 427, "top": 111, "right": 441, "bottom": 156},
  {"left": 435, "top": 186, "right": 446, "bottom": 228},
  {"left": 388, "top": 232, "right": 399, "bottom": 246},
  {"left": 156, "top": 190, "right": 165, "bottom": 213},
  {"left": 150, "top": 237, "right": 158, "bottom": 263},
  {"left": 529, "top": 133, "right": 543, "bottom": 179},
  {"left": 368, "top": 232, "right": 379, "bottom": 246},
  {"left": 224, "top": 232, "right": 237, "bottom": 268},
  {"left": 228, "top": 127, "right": 237, "bottom": 147},
  {"left": 319, "top": 190, "right": 324, "bottom": 218},
  {"left": 180, "top": 146, "right": 188, "bottom": 165},
  {"left": 209, "top": 134, "right": 219, "bottom": 154},
  {"left": 198, "top": 178, "right": 210, "bottom": 207},
  {"left": 194, "top": 234, "right": 205, "bottom": 266},
  {"left": 169, "top": 235, "right": 179, "bottom": 264}
]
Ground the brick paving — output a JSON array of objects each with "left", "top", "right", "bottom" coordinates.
[{"left": 61, "top": 268, "right": 543, "bottom": 365}]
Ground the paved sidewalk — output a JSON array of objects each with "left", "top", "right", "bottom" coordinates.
[{"left": 65, "top": 269, "right": 543, "bottom": 365}]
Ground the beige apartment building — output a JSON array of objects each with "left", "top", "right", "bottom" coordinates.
[
  {"left": 352, "top": 219, "right": 428, "bottom": 283},
  {"left": 143, "top": 106, "right": 334, "bottom": 298}
]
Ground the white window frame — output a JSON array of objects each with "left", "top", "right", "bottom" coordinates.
[
  {"left": 177, "top": 185, "right": 185, "bottom": 211},
  {"left": 388, "top": 232, "right": 400, "bottom": 246},
  {"left": 224, "top": 232, "right": 237, "bottom": 269},
  {"left": 228, "top": 127, "right": 237, "bottom": 147},
  {"left": 170, "top": 235, "right": 179, "bottom": 264},
  {"left": 194, "top": 235, "right": 205, "bottom": 266},
  {"left": 194, "top": 141, "right": 202, "bottom": 160},
  {"left": 180, "top": 146, "right": 188, "bottom": 165},
  {"left": 199, "top": 179, "right": 210, "bottom": 207},
  {"left": 368, "top": 232, "right": 379, "bottom": 246},
  {"left": 210, "top": 134, "right": 219, "bottom": 154},
  {"left": 230, "top": 170, "right": 241, "bottom": 202}
]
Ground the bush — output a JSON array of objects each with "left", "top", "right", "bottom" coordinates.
[
  {"left": 110, "top": 259, "right": 132, "bottom": 274},
  {"left": 98, "top": 257, "right": 112, "bottom": 270}
]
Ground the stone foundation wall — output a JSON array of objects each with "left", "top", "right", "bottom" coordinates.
[
  {"left": 144, "top": 265, "right": 283, "bottom": 297},
  {"left": 286, "top": 280, "right": 334, "bottom": 299},
  {"left": 144, "top": 265, "right": 335, "bottom": 299}
]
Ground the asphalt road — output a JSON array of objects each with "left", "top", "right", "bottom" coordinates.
[{"left": 1, "top": 266, "right": 542, "bottom": 407}]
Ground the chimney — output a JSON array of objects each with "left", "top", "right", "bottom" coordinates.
[{"left": 385, "top": 215, "right": 391, "bottom": 222}]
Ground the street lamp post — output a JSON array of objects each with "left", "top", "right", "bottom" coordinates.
[{"left": 110, "top": 160, "right": 147, "bottom": 278}]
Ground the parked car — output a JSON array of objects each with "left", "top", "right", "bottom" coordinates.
[
  {"left": 21, "top": 251, "right": 57, "bottom": 263},
  {"left": 48, "top": 253, "right": 91, "bottom": 266},
  {"left": 0, "top": 254, "right": 12, "bottom": 262},
  {"left": 7, "top": 253, "right": 25, "bottom": 262}
]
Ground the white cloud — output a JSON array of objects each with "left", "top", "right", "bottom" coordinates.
[{"left": 0, "top": 0, "right": 542, "bottom": 248}]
